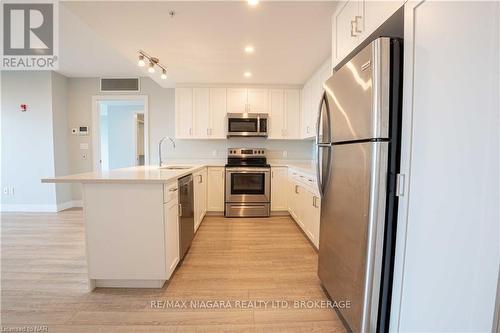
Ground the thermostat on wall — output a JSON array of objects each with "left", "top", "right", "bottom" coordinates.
[{"left": 72, "top": 126, "right": 89, "bottom": 136}]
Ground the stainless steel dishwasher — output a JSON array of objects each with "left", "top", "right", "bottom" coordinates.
[{"left": 178, "top": 174, "right": 194, "bottom": 260}]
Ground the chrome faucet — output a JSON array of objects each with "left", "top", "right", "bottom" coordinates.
[{"left": 158, "top": 136, "right": 175, "bottom": 167}]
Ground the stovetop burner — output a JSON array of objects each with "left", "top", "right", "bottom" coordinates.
[{"left": 226, "top": 148, "right": 269, "bottom": 168}]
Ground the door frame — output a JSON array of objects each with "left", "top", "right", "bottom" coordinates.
[{"left": 91, "top": 95, "right": 149, "bottom": 171}]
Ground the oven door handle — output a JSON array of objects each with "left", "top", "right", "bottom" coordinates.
[{"left": 226, "top": 168, "right": 270, "bottom": 173}]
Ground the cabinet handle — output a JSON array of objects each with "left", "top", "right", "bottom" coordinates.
[
  {"left": 178, "top": 203, "right": 182, "bottom": 217},
  {"left": 198, "top": 174, "right": 203, "bottom": 183},
  {"left": 313, "top": 196, "right": 319, "bottom": 208},
  {"left": 306, "top": 126, "right": 310, "bottom": 134},
  {"left": 350, "top": 20, "right": 357, "bottom": 37},
  {"left": 355, "top": 16, "right": 363, "bottom": 33},
  {"left": 169, "top": 187, "right": 178, "bottom": 192},
  {"left": 295, "top": 185, "right": 299, "bottom": 194},
  {"left": 189, "top": 128, "right": 193, "bottom": 136}
]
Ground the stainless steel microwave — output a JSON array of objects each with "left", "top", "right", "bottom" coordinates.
[{"left": 226, "top": 113, "right": 268, "bottom": 137}]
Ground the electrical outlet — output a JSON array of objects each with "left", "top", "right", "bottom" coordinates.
[
  {"left": 3, "top": 187, "right": 8, "bottom": 195},
  {"left": 282, "top": 150, "right": 288, "bottom": 158},
  {"left": 82, "top": 153, "right": 87, "bottom": 160}
]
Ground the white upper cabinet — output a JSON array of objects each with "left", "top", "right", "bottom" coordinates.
[
  {"left": 209, "top": 88, "right": 227, "bottom": 138},
  {"left": 175, "top": 87, "right": 227, "bottom": 139},
  {"left": 175, "top": 88, "right": 193, "bottom": 138},
  {"left": 227, "top": 88, "right": 247, "bottom": 113},
  {"left": 247, "top": 89, "right": 269, "bottom": 113},
  {"left": 268, "top": 89, "right": 301, "bottom": 140},
  {"left": 193, "top": 88, "right": 210, "bottom": 138},
  {"left": 301, "top": 57, "right": 331, "bottom": 139},
  {"left": 284, "top": 89, "right": 301, "bottom": 139},
  {"left": 332, "top": 0, "right": 405, "bottom": 68},
  {"left": 333, "top": 0, "right": 362, "bottom": 65},
  {"left": 227, "top": 88, "right": 269, "bottom": 113},
  {"left": 268, "top": 89, "right": 285, "bottom": 139}
]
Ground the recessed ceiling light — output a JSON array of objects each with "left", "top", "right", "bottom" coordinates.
[
  {"left": 244, "top": 45, "right": 255, "bottom": 54},
  {"left": 244, "top": 71, "right": 252, "bottom": 78},
  {"left": 247, "top": 0, "right": 259, "bottom": 6}
]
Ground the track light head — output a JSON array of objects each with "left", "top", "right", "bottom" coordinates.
[
  {"left": 138, "top": 54, "right": 145, "bottom": 67},
  {"left": 161, "top": 69, "right": 167, "bottom": 80}
]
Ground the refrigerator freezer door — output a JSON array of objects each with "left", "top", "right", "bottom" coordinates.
[
  {"left": 318, "top": 141, "right": 388, "bottom": 333},
  {"left": 324, "top": 38, "right": 391, "bottom": 143}
]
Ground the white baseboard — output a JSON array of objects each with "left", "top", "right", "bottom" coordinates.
[
  {"left": 1, "top": 200, "right": 83, "bottom": 213},
  {"left": 57, "top": 200, "right": 83, "bottom": 211}
]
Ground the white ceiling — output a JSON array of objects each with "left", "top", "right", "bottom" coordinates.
[{"left": 59, "top": 1, "right": 337, "bottom": 87}]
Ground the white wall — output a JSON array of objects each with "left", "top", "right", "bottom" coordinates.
[
  {"left": 1, "top": 71, "right": 57, "bottom": 211},
  {"left": 51, "top": 72, "right": 72, "bottom": 207}
]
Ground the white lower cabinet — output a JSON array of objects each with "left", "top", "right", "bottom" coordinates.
[
  {"left": 271, "top": 167, "right": 288, "bottom": 211},
  {"left": 193, "top": 167, "right": 208, "bottom": 231},
  {"left": 163, "top": 182, "right": 180, "bottom": 280},
  {"left": 287, "top": 170, "right": 321, "bottom": 249},
  {"left": 207, "top": 167, "right": 225, "bottom": 211}
]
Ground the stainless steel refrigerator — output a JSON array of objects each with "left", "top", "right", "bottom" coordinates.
[{"left": 316, "top": 37, "right": 402, "bottom": 333}]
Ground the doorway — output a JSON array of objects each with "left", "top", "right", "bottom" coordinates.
[{"left": 92, "top": 96, "right": 149, "bottom": 171}]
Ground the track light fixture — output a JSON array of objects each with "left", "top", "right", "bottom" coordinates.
[{"left": 137, "top": 50, "right": 167, "bottom": 79}]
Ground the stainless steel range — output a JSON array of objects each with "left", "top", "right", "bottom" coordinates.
[{"left": 225, "top": 148, "right": 270, "bottom": 217}]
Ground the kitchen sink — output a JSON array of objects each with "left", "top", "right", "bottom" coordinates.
[{"left": 159, "top": 165, "right": 193, "bottom": 170}]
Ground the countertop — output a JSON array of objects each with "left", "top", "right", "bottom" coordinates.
[{"left": 42, "top": 160, "right": 317, "bottom": 184}]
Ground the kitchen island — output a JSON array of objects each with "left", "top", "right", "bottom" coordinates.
[{"left": 43, "top": 165, "right": 206, "bottom": 290}]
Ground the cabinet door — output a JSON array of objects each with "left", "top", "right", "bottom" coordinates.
[
  {"left": 363, "top": 1, "right": 404, "bottom": 40},
  {"left": 193, "top": 88, "right": 210, "bottom": 138},
  {"left": 268, "top": 89, "right": 285, "bottom": 139},
  {"left": 193, "top": 171, "right": 202, "bottom": 231},
  {"left": 332, "top": 0, "right": 361, "bottom": 66},
  {"left": 271, "top": 167, "right": 288, "bottom": 211},
  {"left": 164, "top": 198, "right": 179, "bottom": 279},
  {"left": 207, "top": 167, "right": 225, "bottom": 211},
  {"left": 301, "top": 81, "right": 314, "bottom": 138},
  {"left": 175, "top": 88, "right": 193, "bottom": 138},
  {"left": 247, "top": 88, "right": 269, "bottom": 113},
  {"left": 209, "top": 88, "right": 227, "bottom": 138},
  {"left": 227, "top": 88, "right": 248, "bottom": 113},
  {"left": 287, "top": 176, "right": 296, "bottom": 216},
  {"left": 304, "top": 191, "right": 321, "bottom": 249},
  {"left": 284, "top": 89, "right": 301, "bottom": 139},
  {"left": 201, "top": 168, "right": 208, "bottom": 216},
  {"left": 293, "top": 183, "right": 305, "bottom": 230}
]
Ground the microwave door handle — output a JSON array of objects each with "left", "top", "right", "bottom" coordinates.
[{"left": 257, "top": 115, "right": 260, "bottom": 133}]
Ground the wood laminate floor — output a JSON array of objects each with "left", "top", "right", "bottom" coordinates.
[{"left": 1, "top": 209, "right": 346, "bottom": 332}]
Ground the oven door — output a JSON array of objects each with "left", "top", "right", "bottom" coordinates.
[{"left": 225, "top": 168, "right": 270, "bottom": 203}]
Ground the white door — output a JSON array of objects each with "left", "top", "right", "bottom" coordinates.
[
  {"left": 268, "top": 89, "right": 285, "bottom": 139},
  {"left": 207, "top": 167, "right": 225, "bottom": 211},
  {"left": 227, "top": 88, "right": 248, "bottom": 113},
  {"left": 271, "top": 167, "right": 288, "bottom": 211},
  {"left": 284, "top": 89, "right": 301, "bottom": 139},
  {"left": 333, "top": 0, "right": 361, "bottom": 65},
  {"left": 193, "top": 88, "right": 210, "bottom": 138},
  {"left": 247, "top": 88, "right": 269, "bottom": 113},
  {"left": 209, "top": 88, "right": 227, "bottom": 138},
  {"left": 175, "top": 88, "right": 193, "bottom": 138},
  {"left": 164, "top": 199, "right": 179, "bottom": 279}
]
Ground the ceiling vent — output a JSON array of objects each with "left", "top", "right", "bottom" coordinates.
[{"left": 100, "top": 78, "right": 140, "bottom": 92}]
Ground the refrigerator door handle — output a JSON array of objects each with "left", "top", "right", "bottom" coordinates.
[{"left": 316, "top": 90, "right": 332, "bottom": 198}]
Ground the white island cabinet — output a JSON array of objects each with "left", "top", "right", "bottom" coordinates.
[{"left": 42, "top": 165, "right": 207, "bottom": 290}]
